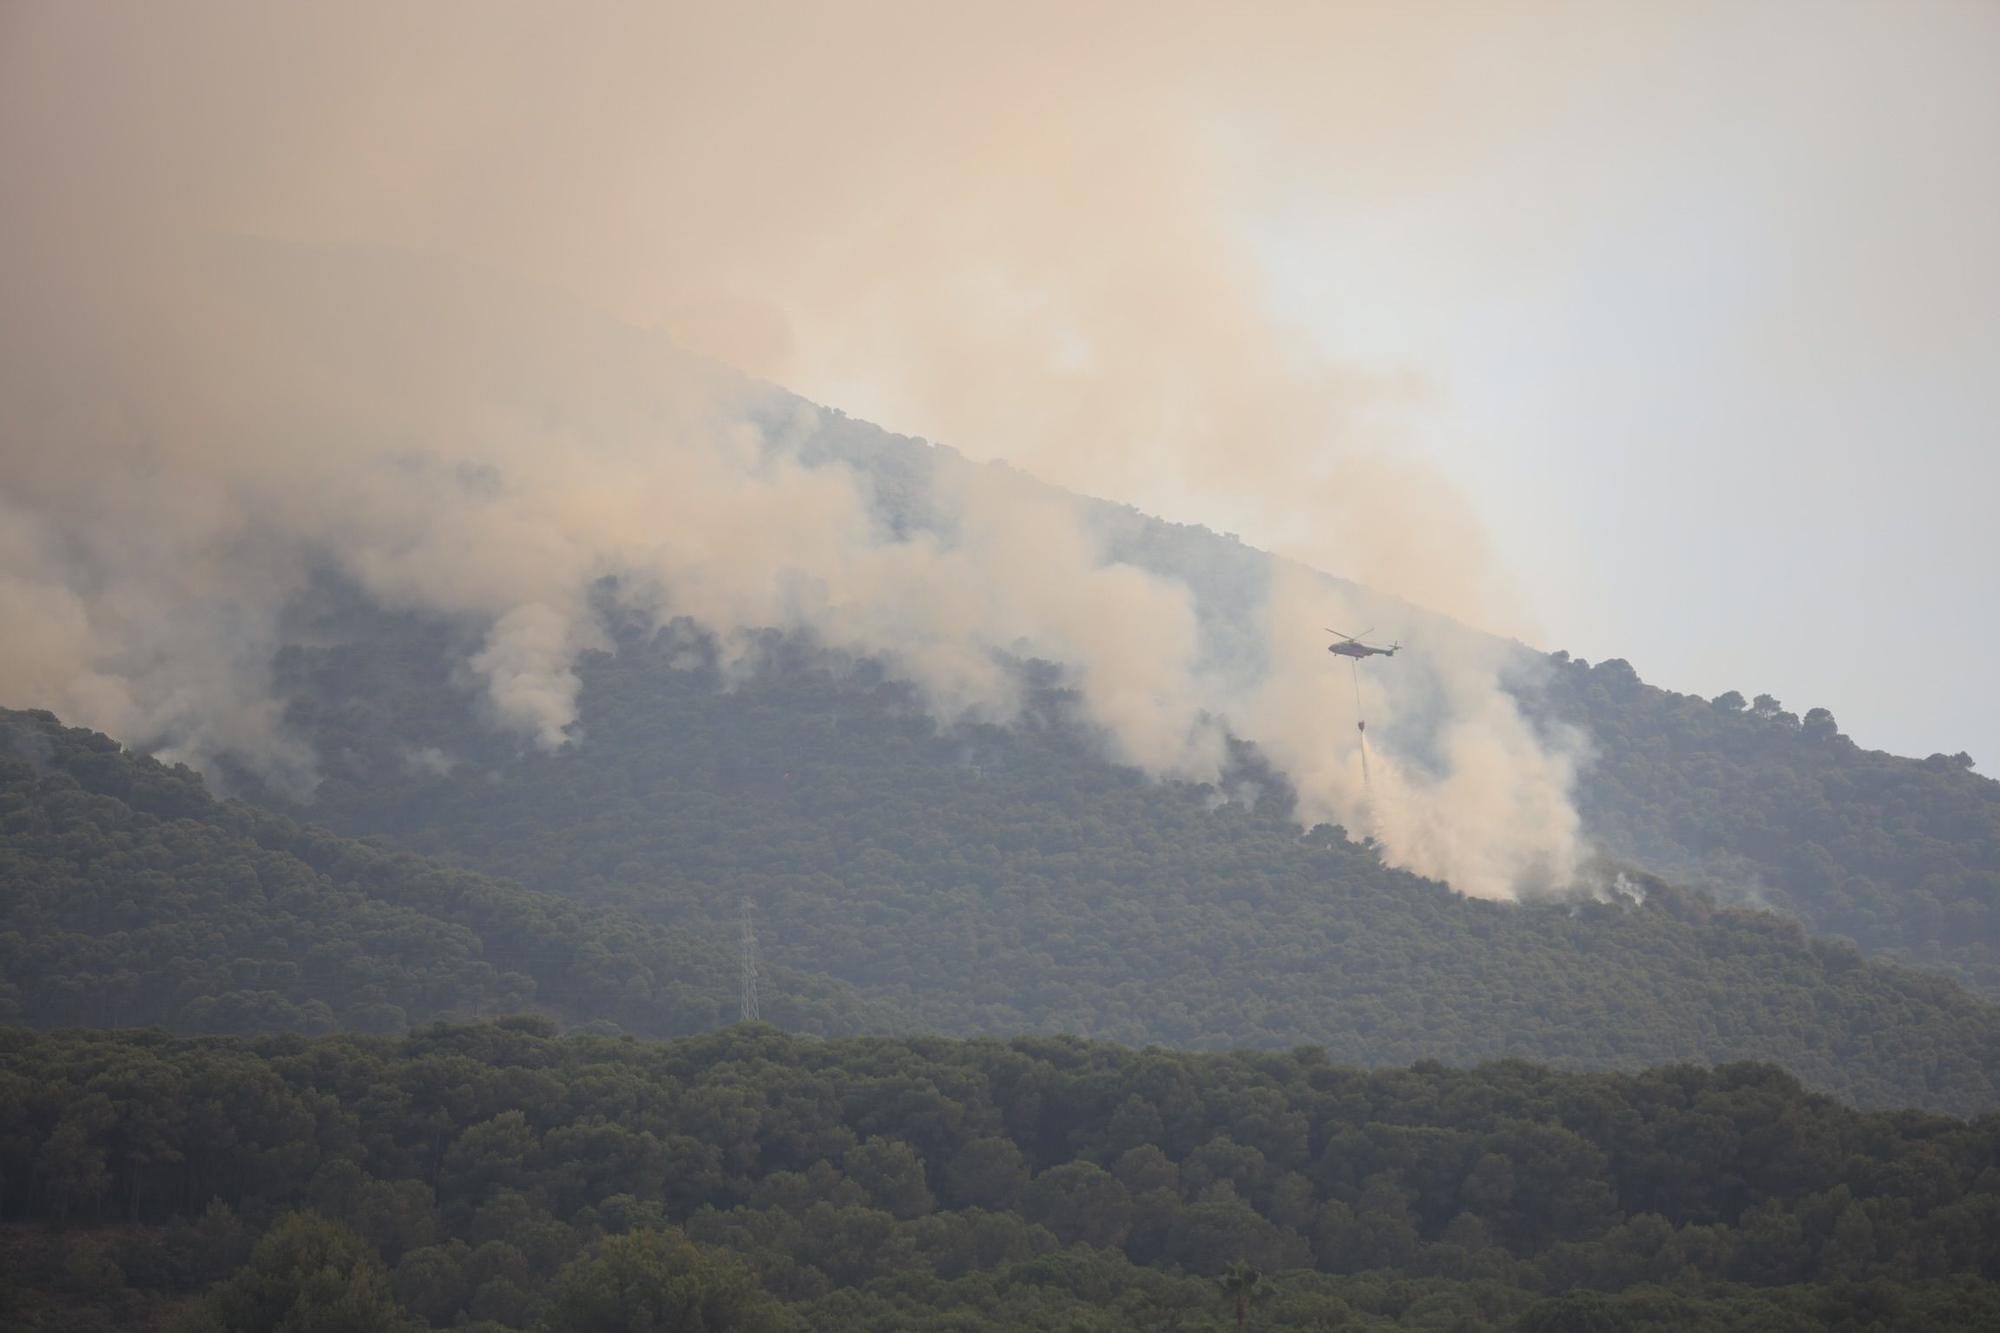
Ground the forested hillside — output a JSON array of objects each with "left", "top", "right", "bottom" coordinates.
[
  {"left": 0, "top": 708, "right": 882, "bottom": 1039},
  {"left": 1539, "top": 653, "right": 2000, "bottom": 996},
  {"left": 790, "top": 412, "right": 2000, "bottom": 993},
  {"left": 7, "top": 19, "right": 1995, "bottom": 1329},
  {"left": 167, "top": 604, "right": 1999, "bottom": 1115},
  {"left": 7, "top": 1022, "right": 2000, "bottom": 1331},
  {"left": 803, "top": 410, "right": 2000, "bottom": 1000}
]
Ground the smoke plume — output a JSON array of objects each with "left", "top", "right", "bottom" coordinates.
[{"left": 0, "top": 2, "right": 1607, "bottom": 898}]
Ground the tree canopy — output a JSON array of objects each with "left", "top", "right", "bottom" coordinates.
[
  {"left": 132, "top": 607, "right": 2000, "bottom": 1117},
  {"left": 6, "top": 1023, "right": 2000, "bottom": 1330},
  {"left": 1536, "top": 654, "right": 2000, "bottom": 996},
  {"left": 0, "top": 708, "right": 884, "bottom": 1041}
]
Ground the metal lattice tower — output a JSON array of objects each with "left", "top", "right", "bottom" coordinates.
[{"left": 738, "top": 896, "right": 760, "bottom": 1023}]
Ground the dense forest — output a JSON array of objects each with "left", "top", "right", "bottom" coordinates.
[
  {"left": 7, "top": 1022, "right": 2000, "bottom": 1330},
  {"left": 1538, "top": 653, "right": 2000, "bottom": 996},
  {"left": 828, "top": 414, "right": 2000, "bottom": 982},
  {"left": 799, "top": 414, "right": 2000, "bottom": 999},
  {"left": 6, "top": 376, "right": 2000, "bottom": 1325},
  {"left": 147, "top": 603, "right": 1995, "bottom": 1116},
  {"left": 4, "top": 110, "right": 1995, "bottom": 1330},
  {"left": 0, "top": 708, "right": 885, "bottom": 1040}
]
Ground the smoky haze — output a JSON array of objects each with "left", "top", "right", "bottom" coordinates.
[{"left": 0, "top": 2, "right": 1632, "bottom": 898}]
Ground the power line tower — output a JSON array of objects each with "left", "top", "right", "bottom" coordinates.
[{"left": 738, "top": 895, "right": 760, "bottom": 1023}]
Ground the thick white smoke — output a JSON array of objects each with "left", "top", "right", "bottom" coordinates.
[
  {"left": 0, "top": 235, "right": 1580, "bottom": 898},
  {"left": 0, "top": 2, "right": 1597, "bottom": 899}
]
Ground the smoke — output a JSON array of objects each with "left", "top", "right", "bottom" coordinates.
[
  {"left": 0, "top": 1, "right": 1608, "bottom": 898},
  {"left": 1238, "top": 565, "right": 1583, "bottom": 897}
]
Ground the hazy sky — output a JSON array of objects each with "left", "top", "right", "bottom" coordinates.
[
  {"left": 4, "top": 0, "right": 1996, "bottom": 768},
  {"left": 1248, "top": 3, "right": 2000, "bottom": 768}
]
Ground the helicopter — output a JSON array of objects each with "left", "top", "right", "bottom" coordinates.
[{"left": 1325, "top": 627, "right": 1401, "bottom": 660}]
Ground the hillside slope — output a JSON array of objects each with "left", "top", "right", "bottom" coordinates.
[
  {"left": 209, "top": 604, "right": 2000, "bottom": 1115},
  {"left": 0, "top": 708, "right": 884, "bottom": 1039},
  {"left": 24, "top": 236, "right": 1993, "bottom": 1003},
  {"left": 1538, "top": 653, "right": 2000, "bottom": 995},
  {"left": 6, "top": 240, "right": 1996, "bottom": 1101},
  {"left": 800, "top": 404, "right": 2000, "bottom": 1000}
]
